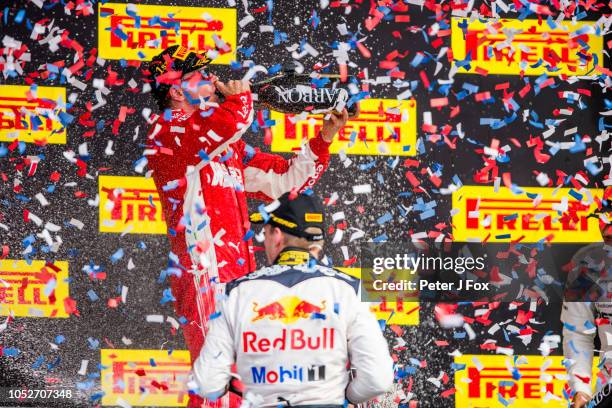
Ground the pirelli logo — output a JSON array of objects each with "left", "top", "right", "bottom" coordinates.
[
  {"left": 0, "top": 85, "right": 67, "bottom": 144},
  {"left": 454, "top": 355, "right": 596, "bottom": 407},
  {"left": 452, "top": 186, "right": 603, "bottom": 243},
  {"left": 0, "top": 260, "right": 69, "bottom": 318},
  {"left": 98, "top": 3, "right": 237, "bottom": 62},
  {"left": 101, "top": 349, "right": 190, "bottom": 407},
  {"left": 270, "top": 98, "right": 417, "bottom": 156},
  {"left": 451, "top": 18, "right": 603, "bottom": 76},
  {"left": 99, "top": 176, "right": 166, "bottom": 234},
  {"left": 339, "top": 268, "right": 419, "bottom": 326}
]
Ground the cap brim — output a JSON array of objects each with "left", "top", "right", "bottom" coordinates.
[{"left": 249, "top": 213, "right": 264, "bottom": 223}]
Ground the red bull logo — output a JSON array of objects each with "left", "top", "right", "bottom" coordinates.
[
  {"left": 243, "top": 328, "right": 335, "bottom": 353},
  {"left": 251, "top": 296, "right": 326, "bottom": 324}
]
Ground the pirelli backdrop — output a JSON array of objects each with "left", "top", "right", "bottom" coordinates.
[{"left": 0, "top": 1, "right": 610, "bottom": 407}]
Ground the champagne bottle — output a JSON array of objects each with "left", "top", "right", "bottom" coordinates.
[{"left": 250, "top": 71, "right": 359, "bottom": 117}]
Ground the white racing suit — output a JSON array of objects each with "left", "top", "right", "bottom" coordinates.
[
  {"left": 190, "top": 248, "right": 394, "bottom": 407},
  {"left": 561, "top": 242, "right": 612, "bottom": 397}
]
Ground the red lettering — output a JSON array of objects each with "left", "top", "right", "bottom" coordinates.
[
  {"left": 243, "top": 331, "right": 256, "bottom": 352},
  {"left": 498, "top": 383, "right": 518, "bottom": 398},
  {"left": 524, "top": 382, "right": 540, "bottom": 398},
  {"left": 291, "top": 329, "right": 305, "bottom": 350},
  {"left": 0, "top": 287, "right": 13, "bottom": 303},
  {"left": 465, "top": 199, "right": 480, "bottom": 229},
  {"left": 139, "top": 204, "right": 157, "bottom": 221},
  {"left": 259, "top": 338, "right": 270, "bottom": 352},
  {"left": 497, "top": 214, "right": 516, "bottom": 230},
  {"left": 542, "top": 215, "right": 559, "bottom": 231},
  {"left": 272, "top": 329, "right": 286, "bottom": 350},
  {"left": 125, "top": 203, "right": 134, "bottom": 222},
  {"left": 32, "top": 287, "right": 46, "bottom": 305},
  {"left": 307, "top": 334, "right": 321, "bottom": 349},
  {"left": 485, "top": 381, "right": 496, "bottom": 399},
  {"left": 266, "top": 371, "right": 278, "bottom": 383},
  {"left": 138, "top": 32, "right": 156, "bottom": 48},
  {"left": 521, "top": 215, "right": 539, "bottom": 230},
  {"left": 17, "top": 286, "right": 27, "bottom": 304}
]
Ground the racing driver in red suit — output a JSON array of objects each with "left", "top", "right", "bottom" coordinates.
[{"left": 145, "top": 45, "right": 349, "bottom": 408}]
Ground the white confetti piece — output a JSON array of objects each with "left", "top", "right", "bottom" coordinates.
[
  {"left": 352, "top": 184, "right": 371, "bottom": 194},
  {"left": 78, "top": 360, "right": 88, "bottom": 376},
  {"left": 35, "top": 193, "right": 49, "bottom": 207},
  {"left": 146, "top": 315, "right": 164, "bottom": 323}
]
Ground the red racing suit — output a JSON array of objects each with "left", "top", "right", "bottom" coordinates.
[{"left": 145, "top": 91, "right": 331, "bottom": 407}]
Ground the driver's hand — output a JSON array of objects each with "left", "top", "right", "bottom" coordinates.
[
  {"left": 573, "top": 391, "right": 591, "bottom": 408},
  {"left": 214, "top": 79, "right": 250, "bottom": 96}
]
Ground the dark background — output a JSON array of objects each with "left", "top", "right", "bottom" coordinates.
[{"left": 0, "top": 0, "right": 610, "bottom": 407}]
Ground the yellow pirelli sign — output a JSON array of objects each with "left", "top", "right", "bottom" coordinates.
[
  {"left": 0, "top": 85, "right": 66, "bottom": 144},
  {"left": 270, "top": 98, "right": 417, "bottom": 156},
  {"left": 451, "top": 18, "right": 603, "bottom": 76},
  {"left": 98, "top": 3, "right": 237, "bottom": 62},
  {"left": 452, "top": 186, "right": 603, "bottom": 243},
  {"left": 455, "top": 354, "right": 597, "bottom": 407},
  {"left": 0, "top": 260, "right": 69, "bottom": 318},
  {"left": 99, "top": 176, "right": 166, "bottom": 234},
  {"left": 101, "top": 349, "right": 191, "bottom": 407},
  {"left": 339, "top": 268, "right": 419, "bottom": 326}
]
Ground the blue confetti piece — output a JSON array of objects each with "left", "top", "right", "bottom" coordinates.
[
  {"left": 87, "top": 337, "right": 100, "bottom": 350},
  {"left": 14, "top": 9, "right": 25, "bottom": 23},
  {"left": 55, "top": 335, "right": 65, "bottom": 344},
  {"left": 58, "top": 111, "right": 74, "bottom": 126},
  {"left": 111, "top": 27, "right": 128, "bottom": 41},
  {"left": 110, "top": 248, "right": 124, "bottom": 264},
  {"left": 32, "top": 356, "right": 45, "bottom": 369},
  {"left": 3, "top": 347, "right": 20, "bottom": 357},
  {"left": 373, "top": 233, "right": 388, "bottom": 243},
  {"left": 161, "top": 288, "right": 175, "bottom": 304},
  {"left": 219, "top": 148, "right": 233, "bottom": 163},
  {"left": 453, "top": 331, "right": 466, "bottom": 339},
  {"left": 90, "top": 392, "right": 104, "bottom": 402},
  {"left": 377, "top": 212, "right": 393, "bottom": 225},
  {"left": 569, "top": 189, "right": 583, "bottom": 201},
  {"left": 242, "top": 229, "right": 255, "bottom": 241},
  {"left": 209, "top": 311, "right": 221, "bottom": 320},
  {"left": 503, "top": 213, "right": 518, "bottom": 222},
  {"left": 47, "top": 356, "right": 61, "bottom": 370},
  {"left": 242, "top": 143, "right": 256, "bottom": 165},
  {"left": 87, "top": 289, "right": 99, "bottom": 302},
  {"left": 419, "top": 209, "right": 435, "bottom": 220},
  {"left": 198, "top": 149, "right": 210, "bottom": 163},
  {"left": 199, "top": 108, "right": 215, "bottom": 118},
  {"left": 43, "top": 278, "right": 57, "bottom": 297}
]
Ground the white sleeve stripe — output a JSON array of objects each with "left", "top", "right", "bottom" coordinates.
[{"left": 243, "top": 142, "right": 317, "bottom": 199}]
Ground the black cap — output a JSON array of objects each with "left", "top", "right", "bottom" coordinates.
[
  {"left": 148, "top": 45, "right": 212, "bottom": 110},
  {"left": 250, "top": 192, "right": 325, "bottom": 241}
]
